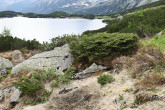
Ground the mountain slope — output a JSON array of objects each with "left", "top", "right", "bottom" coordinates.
[
  {"left": 74, "top": 0, "right": 159, "bottom": 15},
  {"left": 0, "top": 0, "right": 160, "bottom": 14}
]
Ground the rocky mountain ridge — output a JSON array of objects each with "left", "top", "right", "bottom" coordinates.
[{"left": 0, "top": 0, "right": 159, "bottom": 14}]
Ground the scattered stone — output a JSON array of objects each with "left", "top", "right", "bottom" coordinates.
[
  {"left": 135, "top": 94, "right": 151, "bottom": 105},
  {"left": 79, "top": 94, "right": 92, "bottom": 102},
  {"left": 0, "top": 68, "right": 7, "bottom": 76},
  {"left": 134, "top": 94, "right": 162, "bottom": 105},
  {"left": 11, "top": 44, "right": 74, "bottom": 75},
  {"left": 0, "top": 86, "right": 15, "bottom": 102},
  {"left": 112, "top": 69, "right": 118, "bottom": 74},
  {"left": 59, "top": 84, "right": 78, "bottom": 94},
  {"left": 133, "top": 89, "right": 140, "bottom": 94},
  {"left": 9, "top": 89, "right": 22, "bottom": 106},
  {"left": 0, "top": 57, "right": 13, "bottom": 69},
  {"left": 12, "top": 50, "right": 24, "bottom": 65},
  {"left": 113, "top": 99, "right": 127, "bottom": 109},
  {"left": 72, "top": 63, "right": 107, "bottom": 79}
]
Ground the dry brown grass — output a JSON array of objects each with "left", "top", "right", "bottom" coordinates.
[
  {"left": 0, "top": 51, "right": 12, "bottom": 61},
  {"left": 91, "top": 70, "right": 107, "bottom": 77},
  {"left": 46, "top": 89, "right": 100, "bottom": 110},
  {"left": 136, "top": 73, "right": 165, "bottom": 89},
  {"left": 0, "top": 69, "right": 39, "bottom": 89},
  {"left": 112, "top": 45, "right": 165, "bottom": 78},
  {"left": 131, "top": 45, "right": 165, "bottom": 78},
  {"left": 111, "top": 56, "right": 128, "bottom": 72}
]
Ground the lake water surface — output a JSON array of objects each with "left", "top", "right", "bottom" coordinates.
[{"left": 0, "top": 17, "right": 106, "bottom": 42}]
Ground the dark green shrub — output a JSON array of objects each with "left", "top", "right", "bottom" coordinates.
[
  {"left": 51, "top": 80, "right": 59, "bottom": 87},
  {"left": 0, "top": 36, "right": 40, "bottom": 52},
  {"left": 0, "top": 28, "right": 40, "bottom": 52},
  {"left": 51, "top": 67, "right": 76, "bottom": 87},
  {"left": 107, "top": 6, "right": 165, "bottom": 37},
  {"left": 70, "top": 33, "right": 139, "bottom": 62},
  {"left": 13, "top": 77, "right": 42, "bottom": 97},
  {"left": 97, "top": 74, "right": 115, "bottom": 85},
  {"left": 162, "top": 29, "right": 165, "bottom": 35},
  {"left": 13, "top": 68, "right": 56, "bottom": 105},
  {"left": 83, "top": 14, "right": 95, "bottom": 19},
  {"left": 85, "top": 6, "right": 165, "bottom": 37}
]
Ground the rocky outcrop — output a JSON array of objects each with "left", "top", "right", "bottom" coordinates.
[
  {"left": 72, "top": 63, "right": 107, "bottom": 79},
  {"left": 12, "top": 50, "right": 24, "bottom": 65},
  {"left": 9, "top": 89, "right": 22, "bottom": 105},
  {"left": 0, "top": 57, "right": 13, "bottom": 76},
  {"left": 11, "top": 44, "right": 74, "bottom": 75}
]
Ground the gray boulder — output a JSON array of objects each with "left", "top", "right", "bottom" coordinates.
[
  {"left": 0, "top": 57, "right": 13, "bottom": 76},
  {"left": 72, "top": 63, "right": 107, "bottom": 79},
  {"left": 0, "top": 86, "right": 15, "bottom": 102},
  {"left": 9, "top": 89, "right": 22, "bottom": 105},
  {"left": 0, "top": 57, "right": 13, "bottom": 69},
  {"left": 12, "top": 50, "right": 24, "bottom": 64},
  {"left": 12, "top": 44, "right": 74, "bottom": 75}
]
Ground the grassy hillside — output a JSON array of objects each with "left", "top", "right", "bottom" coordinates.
[
  {"left": 84, "top": 6, "right": 165, "bottom": 37},
  {"left": 117, "top": 0, "right": 165, "bottom": 16}
]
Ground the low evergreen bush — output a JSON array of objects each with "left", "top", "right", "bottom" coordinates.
[
  {"left": 13, "top": 68, "right": 56, "bottom": 105},
  {"left": 70, "top": 33, "right": 139, "bottom": 62},
  {"left": 97, "top": 74, "right": 115, "bottom": 85},
  {"left": 13, "top": 77, "right": 42, "bottom": 97},
  {"left": 52, "top": 67, "right": 76, "bottom": 87}
]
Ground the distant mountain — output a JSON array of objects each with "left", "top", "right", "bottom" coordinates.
[
  {"left": 75, "top": 0, "right": 160, "bottom": 15},
  {"left": 0, "top": 0, "right": 160, "bottom": 15}
]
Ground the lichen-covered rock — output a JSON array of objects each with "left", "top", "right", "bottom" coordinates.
[
  {"left": 11, "top": 44, "right": 74, "bottom": 75},
  {"left": 12, "top": 50, "right": 24, "bottom": 64},
  {"left": 9, "top": 89, "right": 22, "bottom": 105},
  {"left": 0, "top": 86, "right": 15, "bottom": 102},
  {"left": 0, "top": 57, "right": 13, "bottom": 76},
  {"left": 59, "top": 84, "right": 78, "bottom": 94},
  {"left": 72, "top": 63, "right": 107, "bottom": 79},
  {"left": 0, "top": 57, "right": 13, "bottom": 69}
]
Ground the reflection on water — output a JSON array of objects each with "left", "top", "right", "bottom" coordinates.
[{"left": 0, "top": 17, "right": 106, "bottom": 42}]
